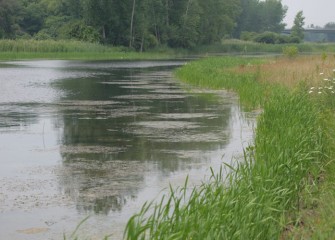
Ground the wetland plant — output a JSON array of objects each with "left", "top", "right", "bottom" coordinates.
[{"left": 124, "top": 57, "right": 330, "bottom": 239}]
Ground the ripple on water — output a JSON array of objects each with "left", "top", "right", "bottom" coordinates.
[
  {"left": 60, "top": 145, "right": 126, "bottom": 155},
  {"left": 156, "top": 113, "right": 218, "bottom": 120},
  {"left": 132, "top": 121, "right": 200, "bottom": 130},
  {"left": 114, "top": 94, "right": 187, "bottom": 100}
]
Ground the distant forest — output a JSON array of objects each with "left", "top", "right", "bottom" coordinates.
[{"left": 0, "top": 0, "right": 289, "bottom": 49}]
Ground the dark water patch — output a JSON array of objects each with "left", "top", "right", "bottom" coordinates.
[
  {"left": 0, "top": 60, "right": 256, "bottom": 240},
  {"left": 114, "top": 94, "right": 188, "bottom": 100}
]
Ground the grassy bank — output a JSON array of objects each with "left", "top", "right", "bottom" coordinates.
[
  {"left": 197, "top": 39, "right": 335, "bottom": 55},
  {"left": 0, "top": 39, "right": 175, "bottom": 60},
  {"left": 1, "top": 39, "right": 335, "bottom": 61},
  {"left": 124, "top": 56, "right": 335, "bottom": 239}
]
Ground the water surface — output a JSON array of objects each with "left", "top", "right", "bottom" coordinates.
[{"left": 0, "top": 60, "right": 256, "bottom": 239}]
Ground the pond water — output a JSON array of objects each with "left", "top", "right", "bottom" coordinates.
[{"left": 0, "top": 60, "right": 256, "bottom": 239}]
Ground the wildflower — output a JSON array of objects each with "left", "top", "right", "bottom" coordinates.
[
  {"left": 310, "top": 87, "right": 315, "bottom": 89},
  {"left": 308, "top": 91, "right": 313, "bottom": 93},
  {"left": 320, "top": 72, "right": 324, "bottom": 75},
  {"left": 318, "top": 87, "right": 323, "bottom": 89},
  {"left": 332, "top": 91, "right": 335, "bottom": 94},
  {"left": 323, "top": 78, "right": 329, "bottom": 81},
  {"left": 318, "top": 91, "right": 322, "bottom": 94}
]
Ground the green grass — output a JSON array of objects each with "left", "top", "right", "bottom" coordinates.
[
  {"left": 0, "top": 39, "right": 175, "bottom": 60},
  {"left": 2, "top": 39, "right": 335, "bottom": 61},
  {"left": 176, "top": 57, "right": 270, "bottom": 109},
  {"left": 196, "top": 39, "right": 335, "bottom": 55},
  {"left": 124, "top": 57, "right": 334, "bottom": 239}
]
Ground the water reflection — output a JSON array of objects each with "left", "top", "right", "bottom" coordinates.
[
  {"left": 54, "top": 65, "right": 233, "bottom": 214},
  {"left": 0, "top": 60, "right": 254, "bottom": 239}
]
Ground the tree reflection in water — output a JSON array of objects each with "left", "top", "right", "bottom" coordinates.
[{"left": 54, "top": 64, "right": 233, "bottom": 215}]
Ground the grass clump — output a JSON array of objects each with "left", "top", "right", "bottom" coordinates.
[
  {"left": 124, "top": 56, "right": 334, "bottom": 239},
  {"left": 282, "top": 46, "right": 299, "bottom": 58}
]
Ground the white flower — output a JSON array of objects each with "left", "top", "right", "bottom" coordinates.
[
  {"left": 319, "top": 87, "right": 323, "bottom": 89},
  {"left": 320, "top": 72, "right": 324, "bottom": 75},
  {"left": 318, "top": 91, "right": 322, "bottom": 94},
  {"left": 324, "top": 78, "right": 329, "bottom": 81},
  {"left": 309, "top": 90, "right": 313, "bottom": 93}
]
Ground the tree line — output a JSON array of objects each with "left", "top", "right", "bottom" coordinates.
[{"left": 0, "top": 0, "right": 288, "bottom": 49}]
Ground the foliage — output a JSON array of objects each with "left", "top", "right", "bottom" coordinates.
[
  {"left": 0, "top": 0, "right": 288, "bottom": 49},
  {"left": 282, "top": 46, "right": 299, "bottom": 58},
  {"left": 253, "top": 31, "right": 279, "bottom": 44},
  {"left": 58, "top": 19, "right": 100, "bottom": 43},
  {"left": 234, "top": 0, "right": 287, "bottom": 37},
  {"left": 291, "top": 11, "right": 305, "bottom": 42},
  {"left": 0, "top": 0, "right": 20, "bottom": 38},
  {"left": 0, "top": 39, "right": 176, "bottom": 60},
  {"left": 124, "top": 56, "right": 331, "bottom": 239},
  {"left": 252, "top": 32, "right": 301, "bottom": 44}
]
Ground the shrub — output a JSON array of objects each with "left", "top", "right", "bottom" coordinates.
[
  {"left": 58, "top": 20, "right": 100, "bottom": 43},
  {"left": 253, "top": 31, "right": 278, "bottom": 44},
  {"left": 240, "top": 31, "right": 258, "bottom": 41},
  {"left": 282, "top": 46, "right": 299, "bottom": 58}
]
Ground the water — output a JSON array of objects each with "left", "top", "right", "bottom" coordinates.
[{"left": 0, "top": 60, "right": 256, "bottom": 239}]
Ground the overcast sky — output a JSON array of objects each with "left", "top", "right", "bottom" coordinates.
[{"left": 281, "top": 0, "right": 335, "bottom": 28}]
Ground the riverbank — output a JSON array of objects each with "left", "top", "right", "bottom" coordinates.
[
  {"left": 124, "top": 55, "right": 335, "bottom": 239},
  {"left": 1, "top": 39, "right": 335, "bottom": 61},
  {"left": 0, "top": 39, "right": 177, "bottom": 60}
]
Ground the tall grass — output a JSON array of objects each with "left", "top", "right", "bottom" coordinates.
[
  {"left": 124, "top": 57, "right": 333, "bottom": 239},
  {"left": 176, "top": 57, "right": 270, "bottom": 109},
  {"left": 0, "top": 39, "right": 173, "bottom": 60},
  {"left": 196, "top": 39, "right": 335, "bottom": 55},
  {"left": 0, "top": 39, "right": 110, "bottom": 52}
]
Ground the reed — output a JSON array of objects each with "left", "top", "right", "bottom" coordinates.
[
  {"left": 196, "top": 39, "right": 335, "bottom": 55},
  {"left": 0, "top": 40, "right": 173, "bottom": 60},
  {"left": 124, "top": 56, "right": 334, "bottom": 239},
  {"left": 176, "top": 57, "right": 271, "bottom": 109}
]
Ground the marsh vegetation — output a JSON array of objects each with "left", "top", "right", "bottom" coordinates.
[{"left": 125, "top": 55, "right": 335, "bottom": 239}]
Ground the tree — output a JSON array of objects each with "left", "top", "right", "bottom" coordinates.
[
  {"left": 198, "top": 0, "right": 241, "bottom": 44},
  {"left": 82, "top": 0, "right": 113, "bottom": 41},
  {"left": 0, "top": 0, "right": 20, "bottom": 38},
  {"left": 18, "top": 0, "right": 48, "bottom": 36},
  {"left": 234, "top": 0, "right": 287, "bottom": 38},
  {"left": 291, "top": 11, "right": 305, "bottom": 42},
  {"left": 258, "top": 0, "right": 287, "bottom": 32}
]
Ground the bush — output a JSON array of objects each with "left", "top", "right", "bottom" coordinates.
[
  {"left": 253, "top": 32, "right": 278, "bottom": 44},
  {"left": 34, "top": 30, "right": 53, "bottom": 40},
  {"left": 282, "top": 46, "right": 299, "bottom": 58},
  {"left": 240, "top": 31, "right": 258, "bottom": 41},
  {"left": 58, "top": 20, "right": 100, "bottom": 43},
  {"left": 289, "top": 36, "right": 301, "bottom": 44}
]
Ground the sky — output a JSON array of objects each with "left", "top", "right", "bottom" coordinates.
[{"left": 281, "top": 0, "right": 335, "bottom": 28}]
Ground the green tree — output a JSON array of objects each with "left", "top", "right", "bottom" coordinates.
[
  {"left": 291, "top": 11, "right": 305, "bottom": 42},
  {"left": 18, "top": 0, "right": 47, "bottom": 35},
  {"left": 82, "top": 0, "right": 113, "bottom": 41},
  {"left": 234, "top": 0, "right": 286, "bottom": 38},
  {"left": 0, "top": 0, "right": 20, "bottom": 38},
  {"left": 198, "top": 0, "right": 241, "bottom": 44},
  {"left": 181, "top": 0, "right": 202, "bottom": 48},
  {"left": 258, "top": 0, "right": 287, "bottom": 32}
]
